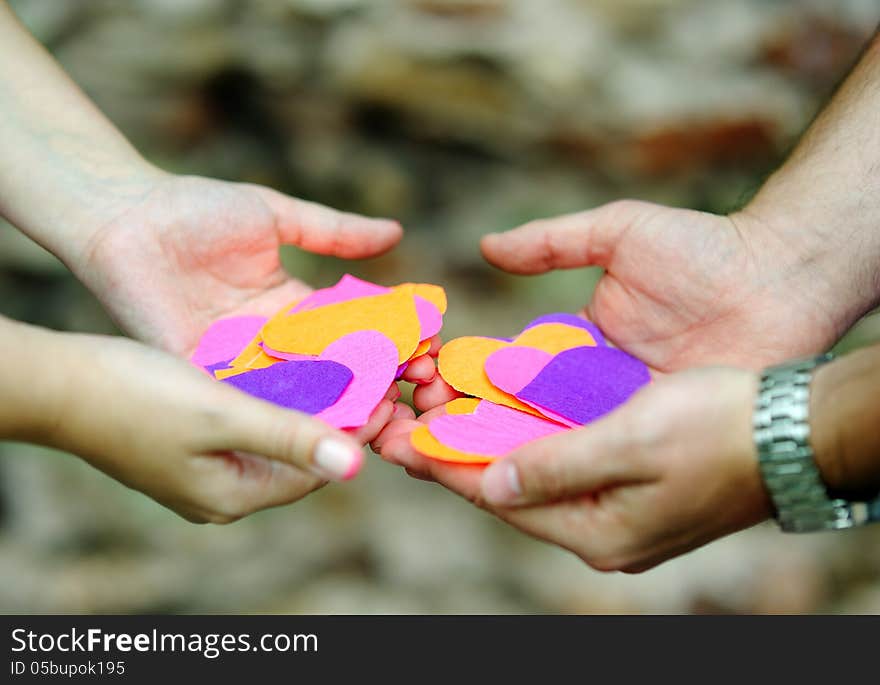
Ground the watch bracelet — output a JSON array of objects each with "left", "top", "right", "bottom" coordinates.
[{"left": 753, "top": 354, "right": 876, "bottom": 532}]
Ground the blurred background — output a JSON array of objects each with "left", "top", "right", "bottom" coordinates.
[{"left": 2, "top": 0, "right": 880, "bottom": 614}]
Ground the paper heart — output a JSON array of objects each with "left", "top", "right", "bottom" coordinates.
[
  {"left": 290, "top": 274, "right": 388, "bottom": 313},
  {"left": 316, "top": 331, "right": 399, "bottom": 429},
  {"left": 517, "top": 346, "right": 650, "bottom": 426},
  {"left": 411, "top": 398, "right": 567, "bottom": 463},
  {"left": 524, "top": 313, "right": 604, "bottom": 346},
  {"left": 437, "top": 322, "right": 597, "bottom": 414},
  {"left": 484, "top": 347, "right": 553, "bottom": 395},
  {"left": 190, "top": 316, "right": 267, "bottom": 370},
  {"left": 289, "top": 275, "right": 444, "bottom": 342},
  {"left": 221, "top": 359, "right": 353, "bottom": 413},
  {"left": 261, "top": 289, "right": 421, "bottom": 364}
]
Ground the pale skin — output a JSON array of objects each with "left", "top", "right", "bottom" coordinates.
[
  {"left": 377, "top": 32, "right": 880, "bottom": 571},
  {"left": 0, "top": 1, "right": 431, "bottom": 520}
]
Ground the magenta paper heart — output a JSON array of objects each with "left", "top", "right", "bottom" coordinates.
[
  {"left": 428, "top": 400, "right": 566, "bottom": 457},
  {"left": 290, "top": 274, "right": 388, "bottom": 313},
  {"left": 316, "top": 330, "right": 399, "bottom": 429},
  {"left": 190, "top": 315, "right": 267, "bottom": 370},
  {"left": 484, "top": 346, "right": 574, "bottom": 426}
]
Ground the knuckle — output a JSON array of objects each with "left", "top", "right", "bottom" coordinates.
[
  {"left": 603, "top": 198, "right": 644, "bottom": 218},
  {"left": 189, "top": 480, "right": 249, "bottom": 522},
  {"left": 520, "top": 459, "right": 567, "bottom": 501},
  {"left": 266, "top": 417, "right": 316, "bottom": 465}
]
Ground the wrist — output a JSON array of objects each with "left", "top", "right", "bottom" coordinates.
[
  {"left": 0, "top": 317, "right": 77, "bottom": 446},
  {"left": 735, "top": 175, "right": 880, "bottom": 341},
  {"left": 41, "top": 160, "right": 169, "bottom": 274},
  {"left": 729, "top": 201, "right": 864, "bottom": 351},
  {"left": 810, "top": 346, "right": 880, "bottom": 496},
  {"left": 726, "top": 370, "right": 775, "bottom": 528}
]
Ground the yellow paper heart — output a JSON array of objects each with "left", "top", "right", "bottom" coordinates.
[
  {"left": 394, "top": 283, "right": 447, "bottom": 314},
  {"left": 261, "top": 289, "right": 421, "bottom": 364}
]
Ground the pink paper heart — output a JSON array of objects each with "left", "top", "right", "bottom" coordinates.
[
  {"left": 483, "top": 346, "right": 575, "bottom": 426},
  {"left": 190, "top": 316, "right": 267, "bottom": 369},
  {"left": 290, "top": 274, "right": 389, "bottom": 313},
  {"left": 428, "top": 400, "right": 566, "bottom": 457},
  {"left": 316, "top": 330, "right": 399, "bottom": 429}
]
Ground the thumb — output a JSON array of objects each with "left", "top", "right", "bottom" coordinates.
[
  {"left": 217, "top": 384, "right": 365, "bottom": 482},
  {"left": 479, "top": 199, "right": 650, "bottom": 275},
  {"left": 480, "top": 414, "right": 636, "bottom": 507},
  {"left": 255, "top": 187, "right": 403, "bottom": 259}
]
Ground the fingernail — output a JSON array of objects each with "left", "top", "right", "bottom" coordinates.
[
  {"left": 313, "top": 438, "right": 364, "bottom": 481},
  {"left": 482, "top": 461, "right": 522, "bottom": 505}
]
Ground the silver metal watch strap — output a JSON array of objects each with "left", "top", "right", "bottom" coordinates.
[{"left": 753, "top": 353, "right": 872, "bottom": 532}]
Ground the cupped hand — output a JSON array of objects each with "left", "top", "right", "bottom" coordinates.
[
  {"left": 52, "top": 332, "right": 404, "bottom": 523},
  {"left": 481, "top": 199, "right": 841, "bottom": 372},
  {"left": 74, "top": 171, "right": 403, "bottom": 357},
  {"left": 375, "top": 367, "right": 773, "bottom": 572}
]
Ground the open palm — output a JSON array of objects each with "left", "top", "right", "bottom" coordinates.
[
  {"left": 481, "top": 199, "right": 839, "bottom": 372},
  {"left": 77, "top": 174, "right": 402, "bottom": 357}
]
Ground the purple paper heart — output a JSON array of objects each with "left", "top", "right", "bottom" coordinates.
[
  {"left": 517, "top": 346, "right": 649, "bottom": 425},
  {"left": 222, "top": 360, "right": 353, "bottom": 414}
]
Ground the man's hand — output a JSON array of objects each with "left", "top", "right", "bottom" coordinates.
[
  {"left": 376, "top": 367, "right": 772, "bottom": 572},
  {"left": 74, "top": 172, "right": 402, "bottom": 357},
  {"left": 481, "top": 199, "right": 841, "bottom": 373}
]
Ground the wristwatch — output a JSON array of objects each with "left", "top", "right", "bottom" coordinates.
[{"left": 753, "top": 353, "right": 880, "bottom": 532}]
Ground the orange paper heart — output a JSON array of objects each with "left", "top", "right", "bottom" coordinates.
[{"left": 261, "top": 289, "right": 421, "bottom": 364}]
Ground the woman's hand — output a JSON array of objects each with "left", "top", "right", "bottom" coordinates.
[
  {"left": 73, "top": 172, "right": 402, "bottom": 357},
  {"left": 1, "top": 319, "right": 402, "bottom": 523},
  {"left": 375, "top": 367, "right": 772, "bottom": 572}
]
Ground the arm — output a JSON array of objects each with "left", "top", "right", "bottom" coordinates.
[
  {"left": 739, "top": 33, "right": 880, "bottom": 338},
  {"left": 0, "top": 1, "right": 157, "bottom": 265},
  {"left": 811, "top": 345, "right": 880, "bottom": 494},
  {"left": 379, "top": 345, "right": 880, "bottom": 571},
  {"left": 0, "top": 314, "right": 373, "bottom": 522}
]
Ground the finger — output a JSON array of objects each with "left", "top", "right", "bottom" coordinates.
[
  {"left": 480, "top": 200, "right": 648, "bottom": 274},
  {"left": 481, "top": 413, "right": 639, "bottom": 507},
  {"left": 428, "top": 335, "right": 442, "bottom": 357},
  {"left": 381, "top": 434, "right": 485, "bottom": 498},
  {"left": 385, "top": 383, "right": 401, "bottom": 402},
  {"left": 401, "top": 354, "right": 436, "bottom": 384},
  {"left": 413, "top": 376, "right": 462, "bottom": 412},
  {"left": 373, "top": 403, "right": 445, "bottom": 460},
  {"left": 215, "top": 383, "right": 365, "bottom": 482},
  {"left": 392, "top": 401, "right": 416, "bottom": 422},
  {"left": 371, "top": 416, "right": 420, "bottom": 456},
  {"left": 184, "top": 449, "right": 326, "bottom": 523},
  {"left": 348, "top": 398, "right": 395, "bottom": 445},
  {"left": 254, "top": 187, "right": 403, "bottom": 258}
]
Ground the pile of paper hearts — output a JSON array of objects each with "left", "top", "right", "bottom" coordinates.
[
  {"left": 409, "top": 314, "right": 651, "bottom": 463},
  {"left": 190, "top": 275, "right": 446, "bottom": 430}
]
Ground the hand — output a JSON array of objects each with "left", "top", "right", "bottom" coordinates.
[
  {"left": 45, "top": 331, "right": 402, "bottom": 523},
  {"left": 375, "top": 368, "right": 772, "bottom": 572},
  {"left": 481, "top": 199, "right": 841, "bottom": 372},
  {"left": 73, "top": 171, "right": 403, "bottom": 357}
]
